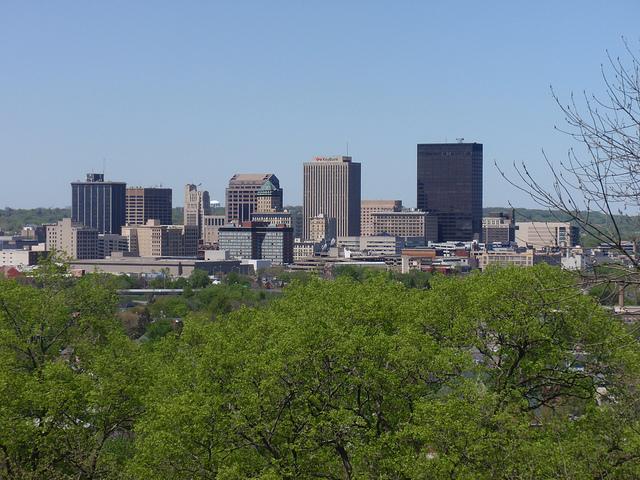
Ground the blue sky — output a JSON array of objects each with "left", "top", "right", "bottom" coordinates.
[{"left": 1, "top": 1, "right": 638, "bottom": 208}]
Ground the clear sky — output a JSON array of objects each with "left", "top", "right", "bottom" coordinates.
[{"left": 1, "top": 1, "right": 638, "bottom": 209}]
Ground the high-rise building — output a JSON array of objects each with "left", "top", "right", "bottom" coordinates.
[
  {"left": 218, "top": 222, "right": 294, "bottom": 265},
  {"left": 46, "top": 218, "right": 99, "bottom": 260},
  {"left": 126, "top": 187, "right": 173, "bottom": 226},
  {"left": 122, "top": 220, "right": 199, "bottom": 257},
  {"left": 184, "top": 184, "right": 211, "bottom": 238},
  {"left": 71, "top": 173, "right": 126, "bottom": 234},
  {"left": 361, "top": 200, "right": 403, "bottom": 236},
  {"left": 483, "top": 212, "right": 516, "bottom": 244},
  {"left": 416, "top": 143, "right": 483, "bottom": 242},
  {"left": 303, "top": 156, "right": 361, "bottom": 239},
  {"left": 226, "top": 174, "right": 281, "bottom": 223},
  {"left": 256, "top": 180, "right": 283, "bottom": 213}
]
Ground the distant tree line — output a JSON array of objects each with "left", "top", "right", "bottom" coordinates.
[{"left": 3, "top": 206, "right": 638, "bottom": 244}]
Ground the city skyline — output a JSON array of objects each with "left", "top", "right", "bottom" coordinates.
[{"left": 2, "top": 2, "right": 639, "bottom": 209}]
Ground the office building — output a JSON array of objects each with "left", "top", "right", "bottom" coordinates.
[
  {"left": 122, "top": 220, "right": 199, "bottom": 257},
  {"left": 46, "top": 218, "right": 99, "bottom": 260},
  {"left": 516, "top": 222, "right": 580, "bottom": 249},
  {"left": 202, "top": 215, "right": 227, "bottom": 247},
  {"left": 20, "top": 225, "right": 47, "bottom": 242},
  {"left": 303, "top": 156, "right": 361, "bottom": 239},
  {"left": 361, "top": 200, "right": 403, "bottom": 236},
  {"left": 293, "top": 239, "right": 317, "bottom": 261},
  {"left": 483, "top": 212, "right": 516, "bottom": 244},
  {"left": 218, "top": 222, "right": 294, "bottom": 265},
  {"left": 98, "top": 234, "right": 129, "bottom": 258},
  {"left": 126, "top": 187, "right": 172, "bottom": 225},
  {"left": 256, "top": 179, "right": 283, "bottom": 213},
  {"left": 477, "top": 249, "right": 534, "bottom": 270},
  {"left": 309, "top": 214, "right": 337, "bottom": 243},
  {"left": 337, "top": 236, "right": 404, "bottom": 257},
  {"left": 250, "top": 211, "right": 292, "bottom": 227},
  {"left": 372, "top": 211, "right": 438, "bottom": 244},
  {"left": 0, "top": 250, "right": 45, "bottom": 267},
  {"left": 184, "top": 184, "right": 211, "bottom": 238},
  {"left": 0, "top": 235, "right": 40, "bottom": 251},
  {"left": 226, "top": 174, "right": 281, "bottom": 223},
  {"left": 71, "top": 173, "right": 126, "bottom": 234},
  {"left": 417, "top": 143, "right": 483, "bottom": 241},
  {"left": 70, "top": 253, "right": 245, "bottom": 277}
]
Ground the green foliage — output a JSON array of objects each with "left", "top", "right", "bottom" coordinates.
[
  {"left": 334, "top": 265, "right": 432, "bottom": 289},
  {"left": 225, "top": 271, "right": 252, "bottom": 287},
  {"left": 130, "top": 265, "right": 640, "bottom": 478},
  {"left": 3, "top": 262, "right": 640, "bottom": 478},
  {"left": 144, "top": 319, "right": 174, "bottom": 341},
  {"left": 188, "top": 268, "right": 211, "bottom": 289},
  {"left": 0, "top": 207, "right": 70, "bottom": 234},
  {"left": 0, "top": 261, "right": 144, "bottom": 479}
]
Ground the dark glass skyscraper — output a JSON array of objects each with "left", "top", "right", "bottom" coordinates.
[
  {"left": 417, "top": 143, "right": 482, "bottom": 242},
  {"left": 71, "top": 173, "right": 126, "bottom": 234}
]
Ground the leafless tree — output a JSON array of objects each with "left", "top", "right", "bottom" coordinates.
[{"left": 499, "top": 40, "right": 640, "bottom": 292}]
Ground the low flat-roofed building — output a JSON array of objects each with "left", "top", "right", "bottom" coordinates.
[
  {"left": 294, "top": 239, "right": 317, "bottom": 262},
  {"left": 337, "top": 236, "right": 404, "bottom": 257},
  {"left": 516, "top": 222, "right": 579, "bottom": 249},
  {"left": 477, "top": 249, "right": 534, "bottom": 270},
  {"left": 69, "top": 253, "right": 247, "bottom": 277},
  {"left": 98, "top": 234, "right": 129, "bottom": 258},
  {"left": 0, "top": 249, "right": 45, "bottom": 267}
]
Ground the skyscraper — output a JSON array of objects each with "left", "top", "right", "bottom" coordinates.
[
  {"left": 226, "top": 174, "right": 281, "bottom": 223},
  {"left": 416, "top": 143, "right": 482, "bottom": 241},
  {"left": 126, "top": 187, "right": 173, "bottom": 226},
  {"left": 184, "top": 184, "right": 211, "bottom": 238},
  {"left": 71, "top": 173, "right": 126, "bottom": 234},
  {"left": 303, "top": 156, "right": 361, "bottom": 239}
]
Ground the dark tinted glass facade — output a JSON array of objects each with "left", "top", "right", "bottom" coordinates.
[
  {"left": 126, "top": 187, "right": 173, "bottom": 225},
  {"left": 417, "top": 143, "right": 482, "bottom": 241},
  {"left": 72, "top": 175, "right": 126, "bottom": 234}
]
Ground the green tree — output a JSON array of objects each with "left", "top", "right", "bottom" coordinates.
[
  {"left": 130, "top": 267, "right": 640, "bottom": 479},
  {"left": 0, "top": 261, "right": 145, "bottom": 479},
  {"left": 188, "top": 269, "right": 211, "bottom": 289}
]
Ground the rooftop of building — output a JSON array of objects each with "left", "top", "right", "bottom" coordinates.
[
  {"left": 228, "top": 173, "right": 278, "bottom": 185},
  {"left": 256, "top": 179, "right": 281, "bottom": 195},
  {"left": 71, "top": 173, "right": 126, "bottom": 185},
  {"left": 309, "top": 155, "right": 352, "bottom": 163}
]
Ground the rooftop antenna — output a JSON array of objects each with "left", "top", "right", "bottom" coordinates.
[
  {"left": 456, "top": 137, "right": 465, "bottom": 143},
  {"left": 102, "top": 158, "right": 106, "bottom": 176},
  {"left": 346, "top": 141, "right": 349, "bottom": 156}
]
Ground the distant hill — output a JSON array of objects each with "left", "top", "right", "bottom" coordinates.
[{"left": 0, "top": 207, "right": 70, "bottom": 234}]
